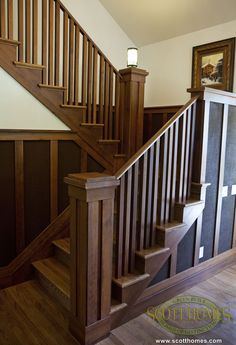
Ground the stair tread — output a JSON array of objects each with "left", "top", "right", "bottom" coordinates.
[
  {"left": 53, "top": 238, "right": 70, "bottom": 255},
  {"left": 156, "top": 221, "right": 186, "bottom": 231},
  {"left": 60, "top": 104, "right": 87, "bottom": 109},
  {"left": 38, "top": 83, "right": 67, "bottom": 90},
  {"left": 136, "top": 245, "right": 170, "bottom": 259},
  {"left": 114, "top": 154, "right": 126, "bottom": 158},
  {"left": 0, "top": 37, "right": 20, "bottom": 45},
  {"left": 13, "top": 61, "right": 46, "bottom": 69},
  {"left": 81, "top": 123, "right": 104, "bottom": 127},
  {"left": 113, "top": 272, "right": 149, "bottom": 288},
  {"left": 110, "top": 299, "right": 127, "bottom": 314},
  {"left": 176, "top": 199, "right": 204, "bottom": 207},
  {"left": 32, "top": 257, "right": 70, "bottom": 298}
]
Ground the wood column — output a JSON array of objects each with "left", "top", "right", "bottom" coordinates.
[
  {"left": 65, "top": 172, "right": 119, "bottom": 345},
  {"left": 119, "top": 67, "right": 148, "bottom": 158}
]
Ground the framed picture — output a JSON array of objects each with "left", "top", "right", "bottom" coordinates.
[{"left": 192, "top": 38, "right": 235, "bottom": 91}]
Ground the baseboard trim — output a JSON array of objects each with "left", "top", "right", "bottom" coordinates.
[{"left": 111, "top": 248, "right": 236, "bottom": 327}]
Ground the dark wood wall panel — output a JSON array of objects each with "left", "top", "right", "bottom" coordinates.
[
  {"left": 200, "top": 103, "right": 223, "bottom": 262},
  {"left": 58, "top": 141, "right": 81, "bottom": 213},
  {"left": 0, "top": 142, "right": 15, "bottom": 266},
  {"left": 149, "top": 258, "right": 170, "bottom": 286},
  {"left": 24, "top": 141, "right": 50, "bottom": 245},
  {"left": 87, "top": 155, "right": 104, "bottom": 173},
  {"left": 219, "top": 106, "right": 236, "bottom": 253},
  {"left": 176, "top": 222, "right": 196, "bottom": 273}
]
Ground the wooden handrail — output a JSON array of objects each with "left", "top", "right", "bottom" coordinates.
[{"left": 115, "top": 96, "right": 199, "bottom": 179}]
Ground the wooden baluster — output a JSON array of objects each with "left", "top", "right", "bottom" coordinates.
[
  {"left": 87, "top": 41, "right": 92, "bottom": 122},
  {"left": 151, "top": 141, "right": 160, "bottom": 245},
  {"left": 130, "top": 161, "right": 139, "bottom": 272},
  {"left": 159, "top": 132, "right": 168, "bottom": 225},
  {"left": 165, "top": 126, "right": 173, "bottom": 222},
  {"left": 63, "top": 11, "right": 68, "bottom": 103},
  {"left": 55, "top": 1, "right": 60, "bottom": 85},
  {"left": 99, "top": 55, "right": 105, "bottom": 124},
  {"left": 123, "top": 170, "right": 132, "bottom": 275},
  {"left": 68, "top": 18, "right": 74, "bottom": 104},
  {"left": 182, "top": 108, "right": 192, "bottom": 201},
  {"left": 109, "top": 67, "right": 114, "bottom": 139},
  {"left": 32, "top": 0, "right": 38, "bottom": 64},
  {"left": 48, "top": 0, "right": 54, "bottom": 84},
  {"left": 104, "top": 61, "right": 109, "bottom": 139},
  {"left": 170, "top": 120, "right": 179, "bottom": 220},
  {"left": 74, "top": 25, "right": 80, "bottom": 105},
  {"left": 145, "top": 146, "right": 154, "bottom": 248},
  {"left": 8, "top": 0, "right": 13, "bottom": 40},
  {"left": 50, "top": 140, "right": 58, "bottom": 221},
  {"left": 42, "top": 0, "right": 48, "bottom": 83},
  {"left": 0, "top": 0, "right": 6, "bottom": 38},
  {"left": 25, "top": 0, "right": 31, "bottom": 63},
  {"left": 114, "top": 74, "right": 120, "bottom": 140},
  {"left": 115, "top": 176, "right": 125, "bottom": 278},
  {"left": 187, "top": 103, "right": 196, "bottom": 198},
  {"left": 82, "top": 35, "right": 87, "bottom": 109},
  {"left": 18, "top": 0, "right": 24, "bottom": 61},
  {"left": 138, "top": 152, "right": 148, "bottom": 250},
  {"left": 92, "top": 47, "right": 98, "bottom": 123},
  {"left": 178, "top": 112, "right": 186, "bottom": 202}
]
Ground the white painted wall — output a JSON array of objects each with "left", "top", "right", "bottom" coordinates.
[
  {"left": 60, "top": 0, "right": 134, "bottom": 69},
  {"left": 0, "top": 0, "right": 134, "bottom": 130},
  {"left": 0, "top": 68, "right": 69, "bottom": 130},
  {"left": 139, "top": 20, "right": 236, "bottom": 106}
]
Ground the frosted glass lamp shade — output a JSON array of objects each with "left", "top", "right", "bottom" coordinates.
[{"left": 127, "top": 48, "right": 138, "bottom": 67}]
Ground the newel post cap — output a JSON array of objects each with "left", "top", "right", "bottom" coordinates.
[{"left": 64, "top": 172, "right": 120, "bottom": 190}]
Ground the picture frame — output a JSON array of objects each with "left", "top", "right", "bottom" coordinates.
[{"left": 191, "top": 38, "right": 235, "bottom": 91}]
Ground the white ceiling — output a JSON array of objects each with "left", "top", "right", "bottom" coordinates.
[{"left": 99, "top": 0, "right": 236, "bottom": 47}]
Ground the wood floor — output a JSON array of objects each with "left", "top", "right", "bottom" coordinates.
[{"left": 0, "top": 265, "right": 236, "bottom": 345}]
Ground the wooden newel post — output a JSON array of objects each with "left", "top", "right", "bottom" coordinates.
[
  {"left": 64, "top": 172, "right": 119, "bottom": 345},
  {"left": 119, "top": 67, "right": 149, "bottom": 158}
]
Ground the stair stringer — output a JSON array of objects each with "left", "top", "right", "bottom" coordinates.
[
  {"left": 111, "top": 195, "right": 207, "bottom": 328},
  {"left": 0, "top": 40, "right": 117, "bottom": 172}
]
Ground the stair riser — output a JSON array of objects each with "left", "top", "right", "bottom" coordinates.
[
  {"left": 135, "top": 250, "right": 170, "bottom": 274},
  {"left": 112, "top": 278, "right": 149, "bottom": 304},
  {"left": 54, "top": 247, "right": 70, "bottom": 268},
  {"left": 35, "top": 270, "right": 70, "bottom": 311}
]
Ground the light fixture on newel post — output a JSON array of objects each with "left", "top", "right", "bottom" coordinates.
[{"left": 127, "top": 47, "right": 138, "bottom": 67}]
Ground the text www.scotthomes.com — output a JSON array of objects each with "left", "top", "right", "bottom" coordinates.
[{"left": 155, "top": 339, "right": 223, "bottom": 344}]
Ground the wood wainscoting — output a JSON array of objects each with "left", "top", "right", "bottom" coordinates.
[{"left": 0, "top": 130, "right": 105, "bottom": 267}]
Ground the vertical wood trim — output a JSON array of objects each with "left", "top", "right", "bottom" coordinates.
[
  {"left": 63, "top": 11, "right": 68, "bottom": 103},
  {"left": 213, "top": 104, "right": 229, "bottom": 257},
  {"left": 123, "top": 170, "right": 132, "bottom": 275},
  {"left": 199, "top": 101, "right": 210, "bottom": 182},
  {"left": 68, "top": 18, "right": 74, "bottom": 105},
  {"left": 170, "top": 246, "right": 177, "bottom": 277},
  {"left": 115, "top": 75, "right": 120, "bottom": 140},
  {"left": 92, "top": 48, "right": 98, "bottom": 123},
  {"left": 55, "top": 1, "right": 60, "bottom": 85},
  {"left": 145, "top": 146, "right": 154, "bottom": 248},
  {"left": 87, "top": 41, "right": 93, "bottom": 122},
  {"left": 0, "top": 0, "right": 6, "bottom": 38},
  {"left": 194, "top": 214, "right": 203, "bottom": 266},
  {"left": 18, "top": 0, "right": 24, "bottom": 61},
  {"left": 42, "top": 0, "right": 47, "bottom": 83},
  {"left": 104, "top": 62, "right": 109, "bottom": 139},
  {"left": 70, "top": 197, "right": 77, "bottom": 316},
  {"left": 116, "top": 177, "right": 125, "bottom": 278},
  {"left": 108, "top": 67, "right": 114, "bottom": 139},
  {"left": 74, "top": 25, "right": 80, "bottom": 105},
  {"left": 80, "top": 149, "right": 88, "bottom": 172},
  {"left": 82, "top": 35, "right": 87, "bottom": 107},
  {"left": 187, "top": 103, "right": 196, "bottom": 198},
  {"left": 25, "top": 0, "right": 31, "bottom": 63},
  {"left": 182, "top": 108, "right": 191, "bottom": 201},
  {"left": 165, "top": 126, "right": 173, "bottom": 222},
  {"left": 32, "top": 0, "right": 38, "bottom": 64},
  {"left": 151, "top": 141, "right": 160, "bottom": 246},
  {"left": 159, "top": 132, "right": 168, "bottom": 225},
  {"left": 170, "top": 121, "right": 179, "bottom": 221},
  {"left": 139, "top": 152, "right": 148, "bottom": 250},
  {"left": 178, "top": 112, "right": 186, "bottom": 202},
  {"left": 15, "top": 141, "right": 25, "bottom": 254},
  {"left": 48, "top": 0, "right": 54, "bottom": 84},
  {"left": 130, "top": 161, "right": 139, "bottom": 271},
  {"left": 99, "top": 55, "right": 105, "bottom": 124},
  {"left": 50, "top": 140, "right": 58, "bottom": 221},
  {"left": 8, "top": 0, "right": 13, "bottom": 40}
]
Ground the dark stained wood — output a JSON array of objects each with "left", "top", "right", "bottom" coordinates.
[
  {"left": 7, "top": 0, "right": 13, "bottom": 40},
  {"left": 130, "top": 161, "right": 139, "bottom": 271},
  {"left": 68, "top": 18, "right": 74, "bottom": 104},
  {"left": 151, "top": 141, "right": 160, "bottom": 245},
  {"left": 115, "top": 74, "right": 121, "bottom": 140},
  {"left": 170, "top": 121, "right": 179, "bottom": 220},
  {"left": 183, "top": 108, "right": 191, "bottom": 201},
  {"left": 74, "top": 25, "right": 80, "bottom": 105},
  {"left": 50, "top": 140, "right": 58, "bottom": 221},
  {"left": 48, "top": 0, "right": 54, "bottom": 84},
  {"left": 116, "top": 176, "right": 125, "bottom": 278},
  {"left": 63, "top": 11, "right": 69, "bottom": 103},
  {"left": 15, "top": 140, "right": 25, "bottom": 254},
  {"left": 177, "top": 111, "right": 186, "bottom": 202},
  {"left": 145, "top": 146, "right": 154, "bottom": 248},
  {"left": 80, "top": 148, "right": 88, "bottom": 172},
  {"left": 165, "top": 126, "right": 173, "bottom": 222},
  {"left": 32, "top": 0, "right": 38, "bottom": 64},
  {"left": 104, "top": 61, "right": 110, "bottom": 139},
  {"left": 55, "top": 1, "right": 60, "bottom": 85},
  {"left": 65, "top": 173, "right": 119, "bottom": 345},
  {"left": 0, "top": 0, "right": 6, "bottom": 38},
  {"left": 25, "top": 0, "right": 31, "bottom": 63},
  {"left": 82, "top": 34, "right": 87, "bottom": 107},
  {"left": 42, "top": 0, "right": 47, "bottom": 83},
  {"left": 187, "top": 103, "right": 196, "bottom": 198},
  {"left": 139, "top": 152, "right": 148, "bottom": 250},
  {"left": 0, "top": 130, "right": 77, "bottom": 141},
  {"left": 109, "top": 66, "right": 114, "bottom": 139},
  {"left": 99, "top": 55, "right": 105, "bottom": 124},
  {"left": 92, "top": 47, "right": 98, "bottom": 123},
  {"left": 159, "top": 132, "right": 168, "bottom": 225},
  {"left": 87, "top": 40, "right": 93, "bottom": 122},
  {"left": 18, "top": 0, "right": 24, "bottom": 61},
  {"left": 123, "top": 170, "right": 132, "bottom": 275}
]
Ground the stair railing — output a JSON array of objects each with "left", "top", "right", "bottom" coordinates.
[
  {"left": 113, "top": 96, "right": 198, "bottom": 278},
  {"left": 0, "top": 0, "right": 121, "bottom": 140}
]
